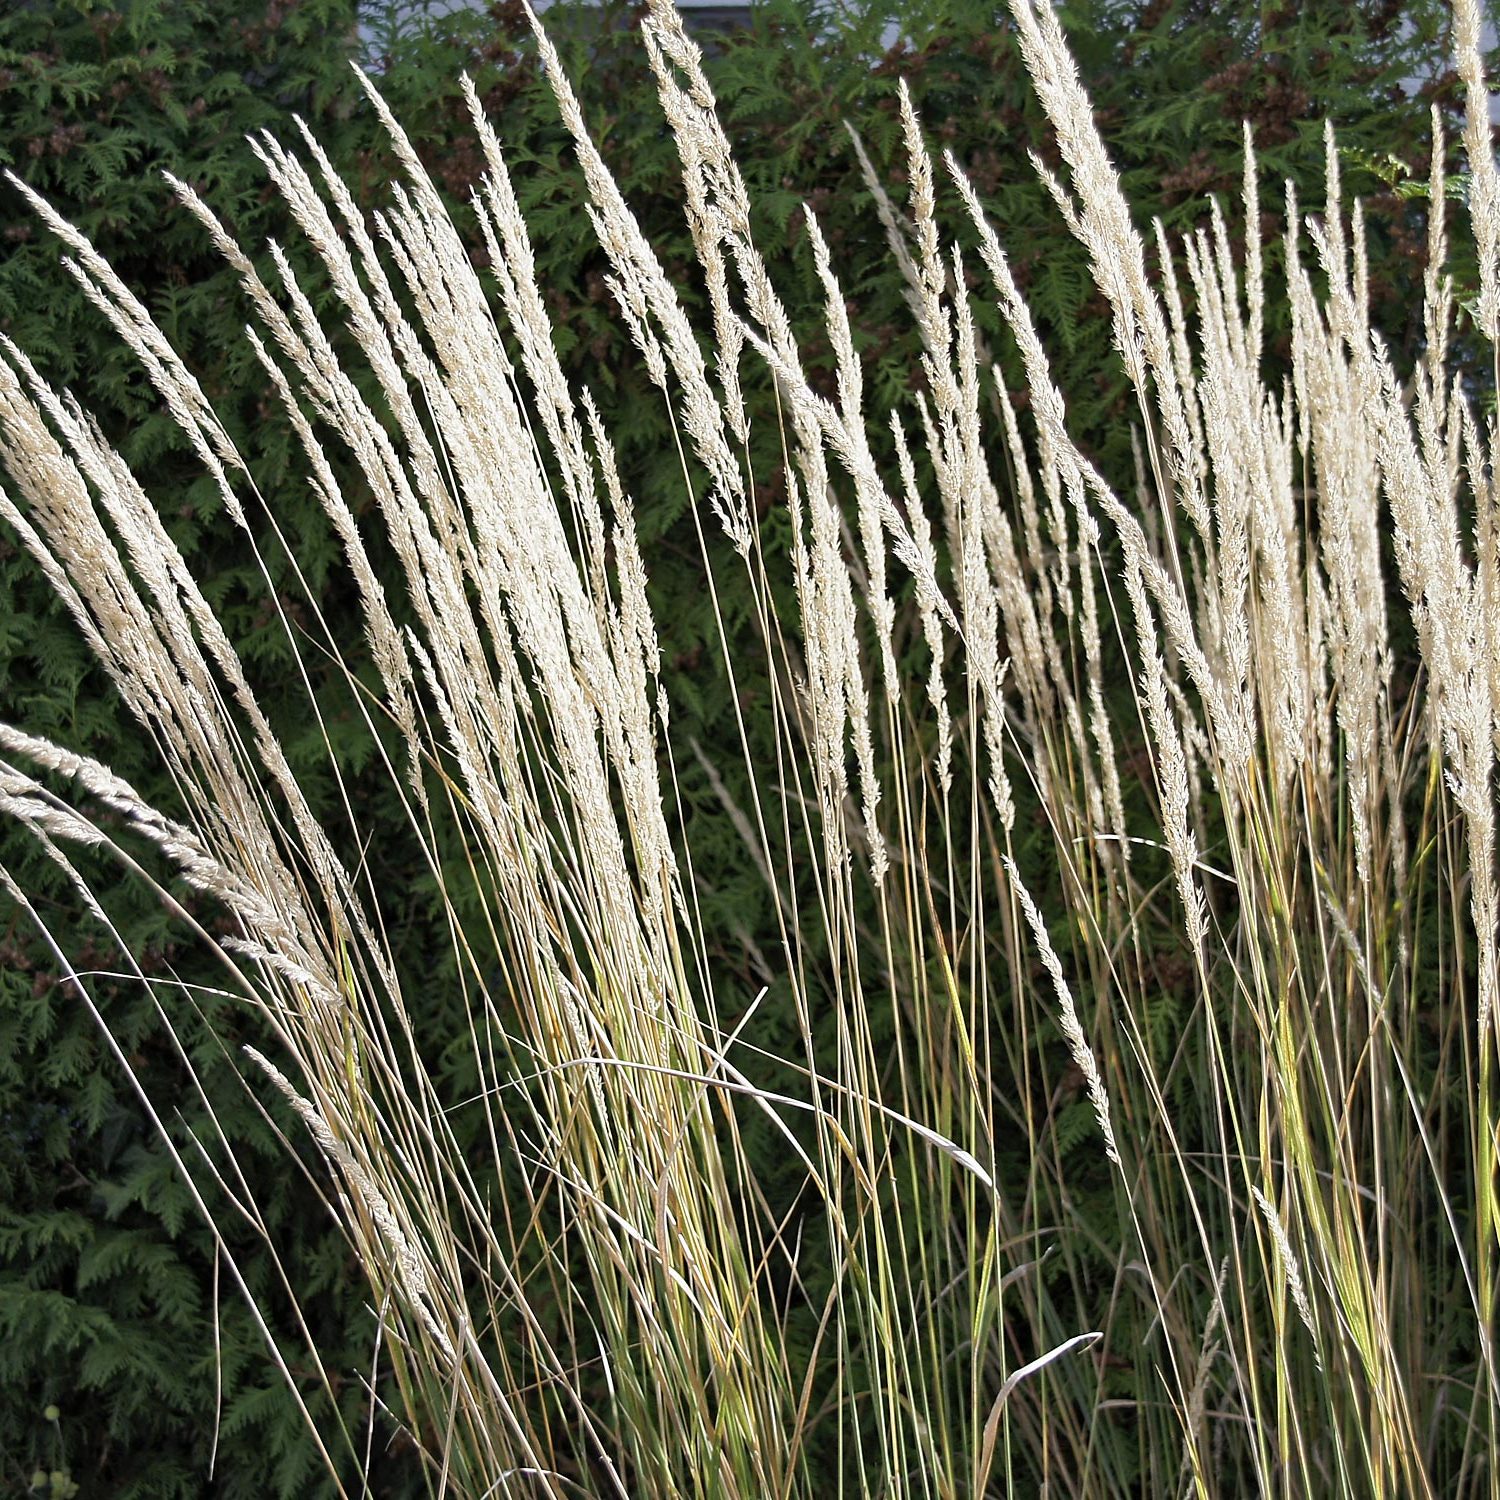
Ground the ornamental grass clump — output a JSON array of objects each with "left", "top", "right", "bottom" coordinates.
[{"left": 2, "top": 0, "right": 1499, "bottom": 1493}]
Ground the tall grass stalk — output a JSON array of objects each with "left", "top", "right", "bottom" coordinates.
[{"left": 2, "top": 0, "right": 1498, "bottom": 1492}]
